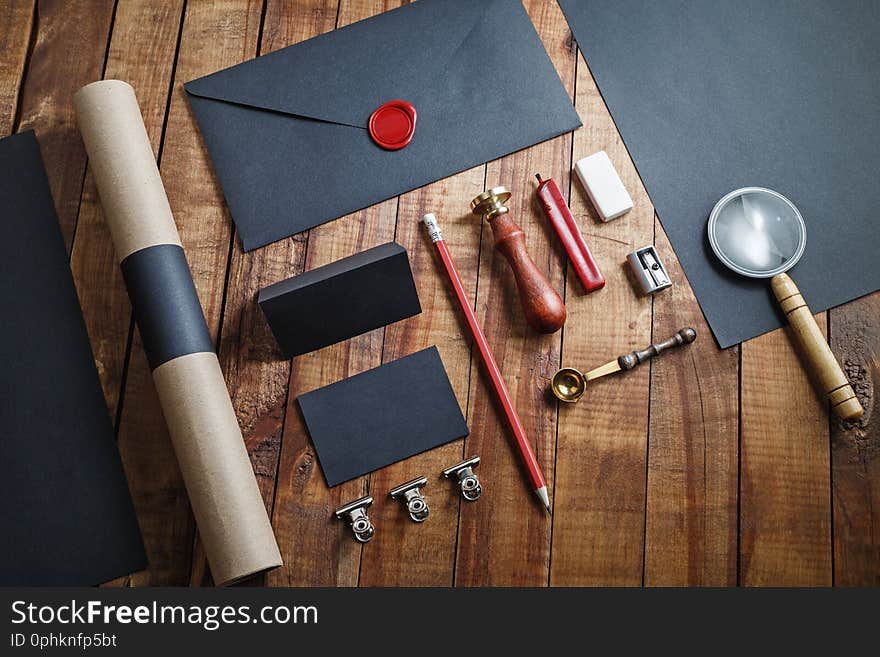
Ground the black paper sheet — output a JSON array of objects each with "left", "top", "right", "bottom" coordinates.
[
  {"left": 558, "top": 0, "right": 880, "bottom": 347},
  {"left": 259, "top": 242, "right": 421, "bottom": 358},
  {"left": 185, "top": 0, "right": 581, "bottom": 251},
  {"left": 0, "top": 132, "right": 146, "bottom": 585},
  {"left": 297, "top": 347, "right": 468, "bottom": 487}
]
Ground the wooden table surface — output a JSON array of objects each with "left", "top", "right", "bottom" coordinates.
[{"left": 3, "top": 0, "right": 877, "bottom": 587}]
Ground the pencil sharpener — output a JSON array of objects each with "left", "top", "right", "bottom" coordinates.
[
  {"left": 551, "top": 367, "right": 587, "bottom": 403},
  {"left": 442, "top": 456, "right": 482, "bottom": 501},
  {"left": 389, "top": 476, "right": 429, "bottom": 522},
  {"left": 335, "top": 495, "right": 375, "bottom": 543},
  {"left": 627, "top": 245, "right": 671, "bottom": 295}
]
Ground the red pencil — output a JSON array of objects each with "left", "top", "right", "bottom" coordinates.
[{"left": 422, "top": 213, "right": 550, "bottom": 512}]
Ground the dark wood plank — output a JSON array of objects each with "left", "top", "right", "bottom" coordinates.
[
  {"left": 740, "top": 319, "right": 832, "bottom": 585},
  {"left": 70, "top": 0, "right": 185, "bottom": 419},
  {"left": 16, "top": 0, "right": 115, "bottom": 250},
  {"left": 548, "top": 47, "right": 653, "bottom": 586},
  {"left": 357, "top": 170, "right": 485, "bottom": 587},
  {"left": 267, "top": 0, "right": 402, "bottom": 588},
  {"left": 454, "top": 0, "right": 572, "bottom": 586},
  {"left": 831, "top": 292, "right": 879, "bottom": 586},
  {"left": 114, "top": 0, "right": 264, "bottom": 586},
  {"left": 0, "top": 0, "right": 34, "bottom": 135},
  {"left": 189, "top": 0, "right": 340, "bottom": 588},
  {"left": 643, "top": 223, "right": 739, "bottom": 586}
]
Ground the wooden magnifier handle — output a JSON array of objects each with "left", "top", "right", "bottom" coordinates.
[
  {"left": 489, "top": 212, "right": 566, "bottom": 333},
  {"left": 771, "top": 273, "right": 863, "bottom": 420}
]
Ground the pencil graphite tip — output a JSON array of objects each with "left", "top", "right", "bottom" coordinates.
[{"left": 535, "top": 486, "right": 551, "bottom": 514}]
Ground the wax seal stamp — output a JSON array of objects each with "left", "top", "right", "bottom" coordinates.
[
  {"left": 369, "top": 100, "right": 417, "bottom": 150},
  {"left": 470, "top": 186, "right": 566, "bottom": 334}
]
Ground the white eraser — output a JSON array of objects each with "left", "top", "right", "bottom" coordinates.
[{"left": 574, "top": 151, "right": 633, "bottom": 222}]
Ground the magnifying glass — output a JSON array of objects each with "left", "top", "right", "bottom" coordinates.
[{"left": 708, "top": 187, "right": 863, "bottom": 420}]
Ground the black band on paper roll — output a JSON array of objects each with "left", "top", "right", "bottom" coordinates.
[{"left": 120, "top": 243, "right": 214, "bottom": 370}]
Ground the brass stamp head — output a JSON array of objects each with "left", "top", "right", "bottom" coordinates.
[{"left": 470, "top": 186, "right": 512, "bottom": 221}]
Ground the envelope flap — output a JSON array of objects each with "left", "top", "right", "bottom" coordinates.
[{"left": 184, "top": 0, "right": 503, "bottom": 128}]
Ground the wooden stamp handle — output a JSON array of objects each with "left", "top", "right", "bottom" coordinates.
[
  {"left": 488, "top": 212, "right": 566, "bottom": 334},
  {"left": 771, "top": 273, "right": 863, "bottom": 420},
  {"left": 618, "top": 327, "right": 697, "bottom": 370}
]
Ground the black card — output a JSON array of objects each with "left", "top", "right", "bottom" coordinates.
[
  {"left": 185, "top": 0, "right": 581, "bottom": 250},
  {"left": 297, "top": 347, "right": 468, "bottom": 487},
  {"left": 559, "top": 0, "right": 880, "bottom": 347},
  {"left": 0, "top": 131, "right": 146, "bottom": 585},
  {"left": 259, "top": 242, "right": 421, "bottom": 357}
]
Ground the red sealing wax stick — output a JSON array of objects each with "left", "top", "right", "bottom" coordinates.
[{"left": 535, "top": 174, "right": 605, "bottom": 293}]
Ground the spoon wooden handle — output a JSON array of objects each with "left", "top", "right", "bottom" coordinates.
[
  {"left": 618, "top": 327, "right": 697, "bottom": 370},
  {"left": 488, "top": 212, "right": 566, "bottom": 334},
  {"left": 771, "top": 273, "right": 863, "bottom": 420}
]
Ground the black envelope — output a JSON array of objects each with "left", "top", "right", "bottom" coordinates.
[{"left": 185, "top": 0, "right": 581, "bottom": 251}]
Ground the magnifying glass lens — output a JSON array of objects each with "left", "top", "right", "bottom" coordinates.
[{"left": 710, "top": 188, "right": 806, "bottom": 278}]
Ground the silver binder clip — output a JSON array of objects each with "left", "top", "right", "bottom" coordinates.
[
  {"left": 442, "top": 456, "right": 482, "bottom": 501},
  {"left": 389, "top": 476, "right": 430, "bottom": 522},
  {"left": 627, "top": 245, "right": 672, "bottom": 295},
  {"left": 334, "top": 495, "right": 375, "bottom": 543}
]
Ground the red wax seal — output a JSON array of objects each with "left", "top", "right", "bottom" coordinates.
[{"left": 368, "top": 100, "right": 417, "bottom": 150}]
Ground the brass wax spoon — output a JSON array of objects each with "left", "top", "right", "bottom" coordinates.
[{"left": 551, "top": 327, "right": 697, "bottom": 403}]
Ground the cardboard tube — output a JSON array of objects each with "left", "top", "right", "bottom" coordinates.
[{"left": 74, "top": 80, "right": 281, "bottom": 586}]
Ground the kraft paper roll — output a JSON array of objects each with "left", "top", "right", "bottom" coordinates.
[{"left": 74, "top": 80, "right": 282, "bottom": 586}]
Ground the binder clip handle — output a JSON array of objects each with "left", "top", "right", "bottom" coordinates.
[
  {"left": 390, "top": 476, "right": 430, "bottom": 522},
  {"left": 335, "top": 495, "right": 375, "bottom": 543},
  {"left": 442, "top": 456, "right": 482, "bottom": 501}
]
